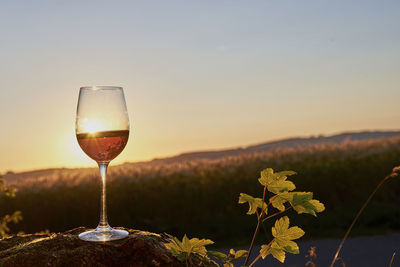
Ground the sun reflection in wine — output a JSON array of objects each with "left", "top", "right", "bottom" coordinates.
[{"left": 77, "top": 130, "right": 129, "bottom": 162}]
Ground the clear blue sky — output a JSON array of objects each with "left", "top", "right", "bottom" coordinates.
[{"left": 0, "top": 1, "right": 399, "bottom": 172}]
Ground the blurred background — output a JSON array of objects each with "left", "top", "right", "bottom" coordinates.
[{"left": 0, "top": 0, "right": 399, "bottom": 261}]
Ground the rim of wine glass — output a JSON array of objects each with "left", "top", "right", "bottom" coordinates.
[{"left": 80, "top": 86, "right": 123, "bottom": 90}]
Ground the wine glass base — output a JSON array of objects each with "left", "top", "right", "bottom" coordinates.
[{"left": 79, "top": 228, "right": 129, "bottom": 242}]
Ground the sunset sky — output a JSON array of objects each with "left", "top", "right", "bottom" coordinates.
[{"left": 0, "top": 1, "right": 399, "bottom": 172}]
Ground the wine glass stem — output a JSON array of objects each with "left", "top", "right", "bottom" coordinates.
[{"left": 97, "top": 162, "right": 110, "bottom": 230}]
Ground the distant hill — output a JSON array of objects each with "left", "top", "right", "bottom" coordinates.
[
  {"left": 3, "top": 130, "right": 400, "bottom": 185},
  {"left": 147, "top": 130, "right": 400, "bottom": 163}
]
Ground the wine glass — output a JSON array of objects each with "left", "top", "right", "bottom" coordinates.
[{"left": 75, "top": 86, "right": 130, "bottom": 242}]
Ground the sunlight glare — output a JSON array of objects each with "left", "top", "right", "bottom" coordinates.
[{"left": 81, "top": 118, "right": 104, "bottom": 133}]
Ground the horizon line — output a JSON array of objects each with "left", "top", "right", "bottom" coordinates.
[{"left": 2, "top": 128, "right": 400, "bottom": 174}]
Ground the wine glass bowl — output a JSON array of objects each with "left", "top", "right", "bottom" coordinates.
[{"left": 75, "top": 86, "right": 130, "bottom": 242}]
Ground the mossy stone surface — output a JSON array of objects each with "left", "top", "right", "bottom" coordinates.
[{"left": 0, "top": 227, "right": 184, "bottom": 267}]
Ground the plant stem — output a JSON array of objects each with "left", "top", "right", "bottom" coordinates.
[
  {"left": 244, "top": 185, "right": 269, "bottom": 266},
  {"left": 260, "top": 185, "right": 269, "bottom": 217},
  {"left": 255, "top": 209, "right": 271, "bottom": 241},
  {"left": 244, "top": 216, "right": 261, "bottom": 266},
  {"left": 330, "top": 166, "right": 400, "bottom": 267},
  {"left": 248, "top": 254, "right": 262, "bottom": 267},
  {"left": 248, "top": 238, "right": 275, "bottom": 267},
  {"left": 262, "top": 207, "right": 292, "bottom": 222},
  {"left": 389, "top": 252, "right": 396, "bottom": 267}
]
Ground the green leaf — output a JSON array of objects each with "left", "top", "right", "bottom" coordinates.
[
  {"left": 309, "top": 199, "right": 325, "bottom": 213},
  {"left": 268, "top": 180, "right": 296, "bottom": 194},
  {"left": 260, "top": 216, "right": 304, "bottom": 263},
  {"left": 227, "top": 248, "right": 248, "bottom": 260},
  {"left": 276, "top": 170, "right": 297, "bottom": 178},
  {"left": 272, "top": 216, "right": 305, "bottom": 240},
  {"left": 258, "top": 168, "right": 275, "bottom": 186},
  {"left": 0, "top": 176, "right": 22, "bottom": 238},
  {"left": 259, "top": 244, "right": 270, "bottom": 259},
  {"left": 271, "top": 216, "right": 289, "bottom": 237},
  {"left": 207, "top": 251, "right": 228, "bottom": 262},
  {"left": 257, "top": 168, "right": 296, "bottom": 194},
  {"left": 238, "top": 193, "right": 267, "bottom": 215},
  {"left": 270, "top": 192, "right": 292, "bottom": 211},
  {"left": 0, "top": 178, "right": 17, "bottom": 198},
  {"left": 164, "top": 237, "right": 183, "bottom": 255},
  {"left": 228, "top": 248, "right": 235, "bottom": 257},
  {"left": 275, "top": 239, "right": 300, "bottom": 254},
  {"left": 234, "top": 250, "right": 247, "bottom": 259},
  {"left": 269, "top": 242, "right": 286, "bottom": 263},
  {"left": 176, "top": 251, "right": 186, "bottom": 261},
  {"left": 291, "top": 192, "right": 324, "bottom": 216},
  {"left": 10, "top": 211, "right": 22, "bottom": 223},
  {"left": 182, "top": 234, "right": 191, "bottom": 251},
  {"left": 189, "top": 237, "right": 214, "bottom": 256},
  {"left": 191, "top": 237, "right": 214, "bottom": 247},
  {"left": 283, "top": 244, "right": 299, "bottom": 254},
  {"left": 260, "top": 242, "right": 286, "bottom": 263},
  {"left": 165, "top": 235, "right": 214, "bottom": 261},
  {"left": 292, "top": 192, "right": 313, "bottom": 204}
]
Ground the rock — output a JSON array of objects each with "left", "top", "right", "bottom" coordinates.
[{"left": 0, "top": 227, "right": 185, "bottom": 267}]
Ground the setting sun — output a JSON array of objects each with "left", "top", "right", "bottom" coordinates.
[{"left": 80, "top": 118, "right": 104, "bottom": 134}]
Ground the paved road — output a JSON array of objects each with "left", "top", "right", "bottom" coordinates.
[{"left": 220, "top": 234, "right": 400, "bottom": 266}]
